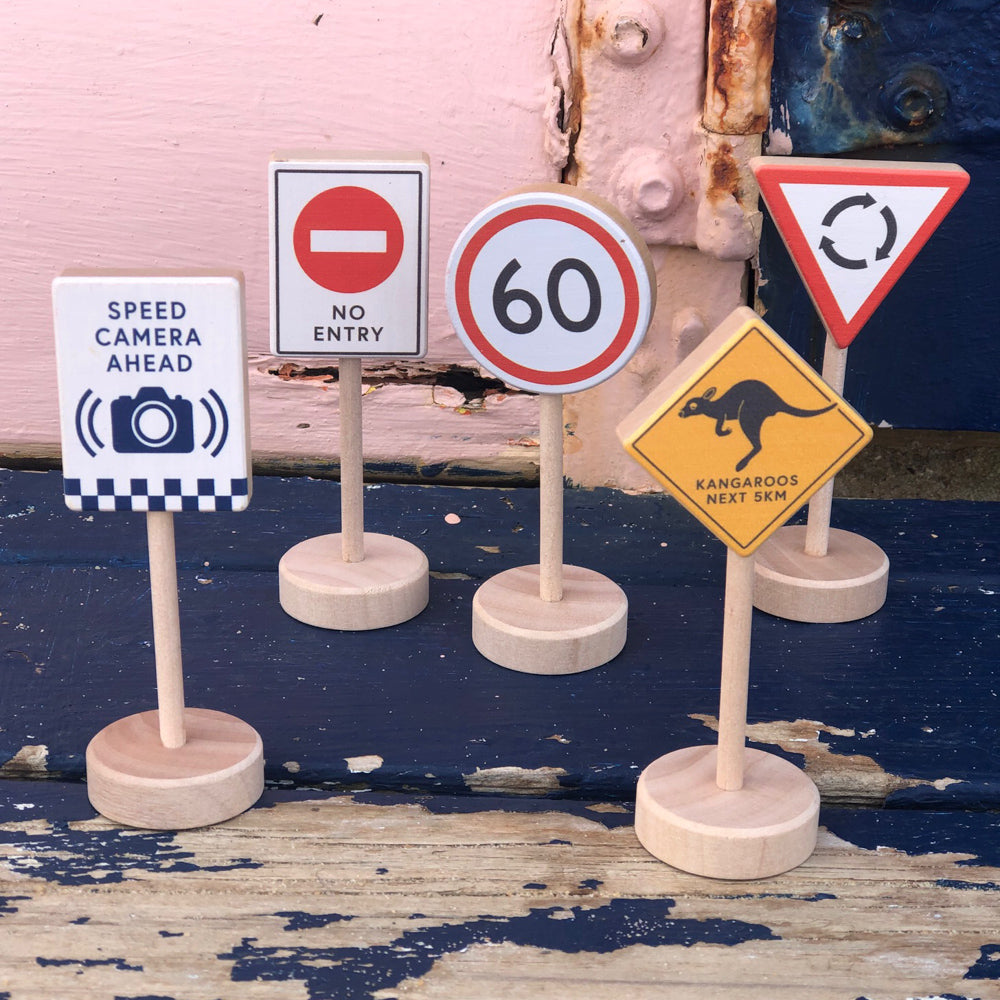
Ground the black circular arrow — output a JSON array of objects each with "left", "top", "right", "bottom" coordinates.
[
  {"left": 875, "top": 205, "right": 897, "bottom": 260},
  {"left": 819, "top": 192, "right": 898, "bottom": 270},
  {"left": 818, "top": 236, "right": 867, "bottom": 270},
  {"left": 822, "top": 192, "right": 875, "bottom": 227}
]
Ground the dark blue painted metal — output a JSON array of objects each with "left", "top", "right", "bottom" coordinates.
[
  {"left": 762, "top": 2, "right": 1000, "bottom": 431},
  {"left": 769, "top": 0, "right": 1000, "bottom": 154}
]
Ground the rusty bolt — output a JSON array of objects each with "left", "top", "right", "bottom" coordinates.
[
  {"left": 616, "top": 150, "right": 685, "bottom": 226},
  {"left": 879, "top": 65, "right": 948, "bottom": 131},
  {"left": 598, "top": 1, "right": 664, "bottom": 65}
]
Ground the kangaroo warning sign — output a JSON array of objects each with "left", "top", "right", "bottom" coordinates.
[
  {"left": 52, "top": 270, "right": 251, "bottom": 513},
  {"left": 617, "top": 307, "right": 871, "bottom": 555},
  {"left": 270, "top": 152, "right": 429, "bottom": 358},
  {"left": 752, "top": 157, "right": 969, "bottom": 348}
]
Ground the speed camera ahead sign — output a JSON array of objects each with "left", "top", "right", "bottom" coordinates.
[
  {"left": 270, "top": 152, "right": 430, "bottom": 359},
  {"left": 52, "top": 270, "right": 251, "bottom": 513}
]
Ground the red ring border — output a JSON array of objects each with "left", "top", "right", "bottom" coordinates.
[{"left": 453, "top": 203, "right": 644, "bottom": 389}]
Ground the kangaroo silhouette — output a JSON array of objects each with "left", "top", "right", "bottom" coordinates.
[{"left": 678, "top": 379, "right": 836, "bottom": 472}]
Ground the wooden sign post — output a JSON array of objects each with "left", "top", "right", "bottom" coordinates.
[
  {"left": 447, "top": 184, "right": 655, "bottom": 674},
  {"left": 618, "top": 306, "right": 872, "bottom": 878},
  {"left": 53, "top": 270, "right": 262, "bottom": 829},
  {"left": 750, "top": 157, "right": 969, "bottom": 622},
  {"left": 269, "top": 152, "right": 431, "bottom": 630}
]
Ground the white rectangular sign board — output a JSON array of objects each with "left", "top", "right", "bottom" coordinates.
[
  {"left": 52, "top": 270, "right": 252, "bottom": 512},
  {"left": 269, "top": 152, "right": 430, "bottom": 359}
]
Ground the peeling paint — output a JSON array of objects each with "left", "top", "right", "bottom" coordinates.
[
  {"left": 0, "top": 745, "right": 48, "bottom": 778},
  {"left": 691, "top": 715, "right": 963, "bottom": 805},
  {"left": 0, "top": 820, "right": 260, "bottom": 886},
  {"left": 585, "top": 802, "right": 630, "bottom": 815},
  {"left": 462, "top": 765, "right": 567, "bottom": 796},
  {"left": 705, "top": 0, "right": 777, "bottom": 136},
  {"left": 344, "top": 755, "right": 383, "bottom": 774},
  {"left": 221, "top": 898, "right": 778, "bottom": 996},
  {"left": 696, "top": 132, "right": 763, "bottom": 260},
  {"left": 265, "top": 359, "right": 515, "bottom": 410},
  {"left": 554, "top": 0, "right": 586, "bottom": 185},
  {"left": 546, "top": 6, "right": 576, "bottom": 172}
]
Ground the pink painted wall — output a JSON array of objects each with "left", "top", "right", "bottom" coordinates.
[{"left": 2, "top": 0, "right": 564, "bottom": 470}]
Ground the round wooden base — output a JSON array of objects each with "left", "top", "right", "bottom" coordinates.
[
  {"left": 635, "top": 745, "right": 819, "bottom": 880},
  {"left": 86, "top": 708, "right": 264, "bottom": 830},
  {"left": 472, "top": 564, "right": 627, "bottom": 674},
  {"left": 753, "top": 526, "right": 889, "bottom": 623},
  {"left": 278, "top": 532, "right": 429, "bottom": 631}
]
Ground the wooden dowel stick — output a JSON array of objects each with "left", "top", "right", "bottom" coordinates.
[
  {"left": 804, "top": 335, "right": 849, "bottom": 558},
  {"left": 339, "top": 357, "right": 365, "bottom": 564},
  {"left": 716, "top": 548, "right": 755, "bottom": 791},
  {"left": 539, "top": 393, "right": 564, "bottom": 603},
  {"left": 146, "top": 510, "right": 186, "bottom": 749}
]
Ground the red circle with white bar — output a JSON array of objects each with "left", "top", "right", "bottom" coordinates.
[
  {"left": 447, "top": 191, "right": 653, "bottom": 394},
  {"left": 293, "top": 186, "right": 404, "bottom": 294}
]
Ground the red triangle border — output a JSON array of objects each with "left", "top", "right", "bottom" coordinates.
[{"left": 753, "top": 159, "right": 970, "bottom": 348}]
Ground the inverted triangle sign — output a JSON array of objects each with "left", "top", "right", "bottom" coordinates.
[{"left": 752, "top": 157, "right": 969, "bottom": 348}]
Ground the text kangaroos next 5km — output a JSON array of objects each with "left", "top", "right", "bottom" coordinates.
[{"left": 678, "top": 379, "right": 836, "bottom": 472}]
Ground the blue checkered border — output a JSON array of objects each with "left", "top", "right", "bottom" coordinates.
[{"left": 63, "top": 477, "right": 251, "bottom": 513}]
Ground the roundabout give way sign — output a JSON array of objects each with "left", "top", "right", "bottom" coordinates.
[
  {"left": 270, "top": 152, "right": 430, "bottom": 358},
  {"left": 752, "top": 157, "right": 969, "bottom": 348}
]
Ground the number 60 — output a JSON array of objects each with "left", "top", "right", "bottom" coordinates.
[{"left": 492, "top": 258, "right": 601, "bottom": 335}]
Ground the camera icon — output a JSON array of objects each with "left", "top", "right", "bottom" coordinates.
[{"left": 110, "top": 386, "right": 195, "bottom": 454}]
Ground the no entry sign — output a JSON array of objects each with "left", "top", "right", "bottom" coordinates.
[
  {"left": 52, "top": 270, "right": 251, "bottom": 513},
  {"left": 446, "top": 186, "right": 655, "bottom": 394},
  {"left": 270, "top": 152, "right": 429, "bottom": 358}
]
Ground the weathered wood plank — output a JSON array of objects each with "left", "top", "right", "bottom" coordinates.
[{"left": 0, "top": 785, "right": 997, "bottom": 999}]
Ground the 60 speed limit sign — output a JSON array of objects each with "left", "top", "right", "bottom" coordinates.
[{"left": 446, "top": 185, "right": 655, "bottom": 394}]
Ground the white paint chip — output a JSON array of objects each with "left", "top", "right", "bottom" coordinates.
[
  {"left": 444, "top": 513, "right": 461, "bottom": 525},
  {"left": 283, "top": 761, "right": 301, "bottom": 774},
  {"left": 0, "top": 744, "right": 49, "bottom": 776},
  {"left": 345, "top": 754, "right": 384, "bottom": 774},
  {"left": 462, "top": 765, "right": 567, "bottom": 795}
]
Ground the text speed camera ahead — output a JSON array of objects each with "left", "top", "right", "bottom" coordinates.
[
  {"left": 270, "top": 152, "right": 430, "bottom": 359},
  {"left": 52, "top": 270, "right": 251, "bottom": 513}
]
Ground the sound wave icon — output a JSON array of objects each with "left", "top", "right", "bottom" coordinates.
[
  {"left": 75, "top": 389, "right": 104, "bottom": 457},
  {"left": 200, "top": 390, "right": 229, "bottom": 457}
]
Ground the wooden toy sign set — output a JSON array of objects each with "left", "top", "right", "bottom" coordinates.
[
  {"left": 749, "top": 157, "right": 969, "bottom": 623},
  {"left": 270, "top": 153, "right": 431, "bottom": 632},
  {"left": 618, "top": 306, "right": 865, "bottom": 878},
  {"left": 49, "top": 153, "right": 965, "bottom": 882},
  {"left": 447, "top": 185, "right": 655, "bottom": 674},
  {"left": 52, "top": 270, "right": 263, "bottom": 830}
]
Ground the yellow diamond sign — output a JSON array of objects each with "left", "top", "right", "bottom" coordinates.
[{"left": 618, "top": 307, "right": 872, "bottom": 555}]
